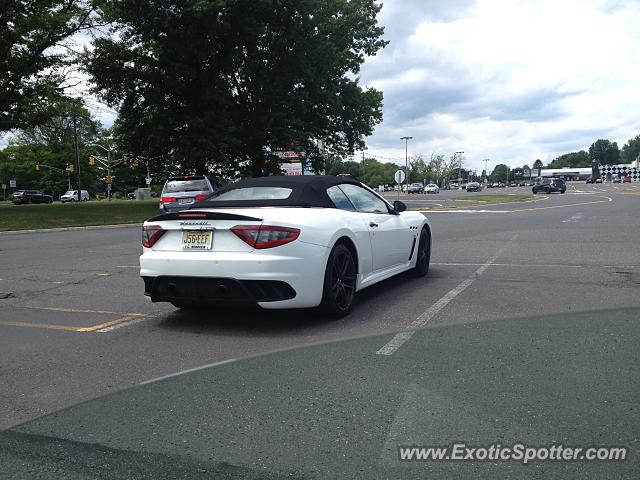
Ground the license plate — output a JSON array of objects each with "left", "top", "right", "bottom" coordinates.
[
  {"left": 179, "top": 197, "right": 194, "bottom": 205},
  {"left": 181, "top": 230, "right": 213, "bottom": 250}
]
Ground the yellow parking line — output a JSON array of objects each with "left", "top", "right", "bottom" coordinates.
[
  {"left": 22, "top": 306, "right": 122, "bottom": 315},
  {"left": 77, "top": 314, "right": 144, "bottom": 332},
  {"left": 0, "top": 313, "right": 145, "bottom": 332},
  {"left": 0, "top": 321, "right": 84, "bottom": 332}
]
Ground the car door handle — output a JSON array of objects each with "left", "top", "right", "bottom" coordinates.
[{"left": 369, "top": 222, "right": 378, "bottom": 228}]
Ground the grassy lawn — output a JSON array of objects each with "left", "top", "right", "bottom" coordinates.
[
  {"left": 0, "top": 199, "right": 161, "bottom": 232},
  {"left": 452, "top": 194, "right": 535, "bottom": 204}
]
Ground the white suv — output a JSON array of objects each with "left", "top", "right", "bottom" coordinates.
[{"left": 61, "top": 190, "right": 90, "bottom": 202}]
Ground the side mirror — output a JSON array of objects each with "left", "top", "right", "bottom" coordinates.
[{"left": 393, "top": 200, "right": 407, "bottom": 213}]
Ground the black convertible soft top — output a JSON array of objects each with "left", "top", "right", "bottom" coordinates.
[{"left": 192, "top": 175, "right": 363, "bottom": 209}]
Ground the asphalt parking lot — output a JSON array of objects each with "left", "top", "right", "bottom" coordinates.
[{"left": 1, "top": 181, "right": 639, "bottom": 430}]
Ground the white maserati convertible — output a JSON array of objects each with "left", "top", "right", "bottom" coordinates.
[{"left": 140, "top": 175, "right": 432, "bottom": 317}]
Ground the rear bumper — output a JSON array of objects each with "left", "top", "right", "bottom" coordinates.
[
  {"left": 139, "top": 242, "right": 329, "bottom": 309},
  {"left": 144, "top": 276, "right": 296, "bottom": 305}
]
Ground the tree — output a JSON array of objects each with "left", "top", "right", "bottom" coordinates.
[
  {"left": 86, "top": 0, "right": 388, "bottom": 177},
  {"left": 533, "top": 159, "right": 543, "bottom": 169},
  {"left": 489, "top": 164, "right": 510, "bottom": 183},
  {"left": 409, "top": 155, "right": 433, "bottom": 184},
  {"left": 620, "top": 134, "right": 640, "bottom": 165},
  {"left": 1, "top": 103, "right": 102, "bottom": 196},
  {"left": 0, "top": 1, "right": 100, "bottom": 132},
  {"left": 548, "top": 150, "right": 590, "bottom": 169},
  {"left": 588, "top": 139, "right": 619, "bottom": 166}
]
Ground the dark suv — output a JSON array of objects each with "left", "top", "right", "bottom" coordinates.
[
  {"left": 532, "top": 178, "right": 566, "bottom": 194},
  {"left": 11, "top": 190, "right": 53, "bottom": 204}
]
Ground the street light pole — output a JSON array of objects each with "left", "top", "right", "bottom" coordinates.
[
  {"left": 401, "top": 136, "right": 413, "bottom": 187},
  {"left": 455, "top": 151, "right": 464, "bottom": 187},
  {"left": 483, "top": 158, "right": 489, "bottom": 184}
]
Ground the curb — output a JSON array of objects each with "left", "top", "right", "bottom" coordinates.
[{"left": 0, "top": 223, "right": 142, "bottom": 235}]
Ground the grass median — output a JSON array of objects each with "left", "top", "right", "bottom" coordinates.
[{"left": 0, "top": 200, "right": 161, "bottom": 232}]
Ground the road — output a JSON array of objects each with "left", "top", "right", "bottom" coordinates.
[{"left": 1, "top": 182, "right": 639, "bottom": 430}]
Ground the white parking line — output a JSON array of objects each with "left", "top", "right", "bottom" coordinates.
[
  {"left": 376, "top": 234, "right": 519, "bottom": 356},
  {"left": 562, "top": 212, "right": 584, "bottom": 223}
]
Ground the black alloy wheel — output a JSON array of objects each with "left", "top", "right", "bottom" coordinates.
[
  {"left": 321, "top": 244, "right": 357, "bottom": 318},
  {"left": 414, "top": 227, "right": 431, "bottom": 277}
]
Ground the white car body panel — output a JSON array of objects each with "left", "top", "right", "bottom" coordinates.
[{"left": 140, "top": 202, "right": 431, "bottom": 309}]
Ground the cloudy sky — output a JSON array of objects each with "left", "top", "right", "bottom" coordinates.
[
  {"left": 4, "top": 0, "right": 639, "bottom": 174},
  {"left": 360, "top": 0, "right": 640, "bottom": 172}
]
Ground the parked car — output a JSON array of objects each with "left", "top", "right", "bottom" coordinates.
[
  {"left": 407, "top": 183, "right": 424, "bottom": 194},
  {"left": 595, "top": 178, "right": 603, "bottom": 184},
  {"left": 127, "top": 192, "right": 137, "bottom": 200},
  {"left": 585, "top": 177, "right": 594, "bottom": 184},
  {"left": 61, "top": 190, "right": 90, "bottom": 202},
  {"left": 532, "top": 178, "right": 566, "bottom": 194},
  {"left": 518, "top": 181, "right": 526, "bottom": 186},
  {"left": 612, "top": 176, "right": 622, "bottom": 183},
  {"left": 159, "top": 175, "right": 222, "bottom": 213},
  {"left": 424, "top": 183, "right": 440, "bottom": 194},
  {"left": 623, "top": 176, "right": 631, "bottom": 183},
  {"left": 11, "top": 190, "right": 53, "bottom": 205},
  {"left": 142, "top": 175, "right": 432, "bottom": 317},
  {"left": 466, "top": 182, "right": 480, "bottom": 192},
  {"left": 492, "top": 182, "right": 505, "bottom": 188}
]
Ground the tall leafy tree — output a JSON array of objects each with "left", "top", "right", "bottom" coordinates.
[
  {"left": 489, "top": 164, "right": 510, "bottom": 183},
  {"left": 588, "top": 139, "right": 619, "bottom": 166},
  {"left": 85, "top": 0, "right": 387, "bottom": 177},
  {"left": 620, "top": 134, "right": 640, "bottom": 164},
  {"left": 0, "top": 1, "right": 101, "bottom": 132},
  {"left": 1, "top": 103, "right": 102, "bottom": 196},
  {"left": 548, "top": 150, "right": 590, "bottom": 169}
]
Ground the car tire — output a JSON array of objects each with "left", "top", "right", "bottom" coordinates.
[
  {"left": 413, "top": 227, "right": 431, "bottom": 277},
  {"left": 560, "top": 189, "right": 566, "bottom": 194},
  {"left": 532, "top": 187, "right": 538, "bottom": 194},
  {"left": 321, "top": 243, "right": 357, "bottom": 318}
]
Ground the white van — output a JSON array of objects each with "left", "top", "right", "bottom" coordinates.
[{"left": 61, "top": 190, "right": 90, "bottom": 202}]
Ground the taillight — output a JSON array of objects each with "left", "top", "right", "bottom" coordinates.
[
  {"left": 160, "top": 196, "right": 177, "bottom": 203},
  {"left": 194, "top": 194, "right": 209, "bottom": 201},
  {"left": 231, "top": 225, "right": 300, "bottom": 249},
  {"left": 142, "top": 225, "right": 166, "bottom": 248}
]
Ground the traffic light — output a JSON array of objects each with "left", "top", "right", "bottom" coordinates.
[
  {"left": 106, "top": 175, "right": 113, "bottom": 184},
  {"left": 89, "top": 156, "right": 96, "bottom": 166},
  {"left": 35, "top": 162, "right": 40, "bottom": 172},
  {"left": 66, "top": 163, "right": 75, "bottom": 173}
]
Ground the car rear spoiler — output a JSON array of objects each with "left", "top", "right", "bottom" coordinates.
[{"left": 147, "top": 211, "right": 263, "bottom": 222}]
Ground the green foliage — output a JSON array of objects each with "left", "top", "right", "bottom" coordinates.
[
  {"left": 0, "top": 104, "right": 104, "bottom": 197},
  {"left": 85, "top": 0, "right": 388, "bottom": 177},
  {"left": 620, "top": 134, "right": 640, "bottom": 164},
  {"left": 588, "top": 139, "right": 619, "bottom": 166},
  {"left": 533, "top": 159, "right": 543, "bottom": 169},
  {"left": 0, "top": 1, "right": 101, "bottom": 131},
  {"left": 489, "top": 164, "right": 511, "bottom": 183},
  {"left": 547, "top": 150, "right": 590, "bottom": 168}
]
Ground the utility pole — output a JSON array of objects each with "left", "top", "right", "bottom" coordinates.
[
  {"left": 455, "top": 151, "right": 464, "bottom": 187},
  {"left": 483, "top": 159, "right": 489, "bottom": 184},
  {"left": 401, "top": 136, "right": 413, "bottom": 186},
  {"left": 72, "top": 111, "right": 82, "bottom": 199},
  {"left": 361, "top": 149, "right": 366, "bottom": 182}
]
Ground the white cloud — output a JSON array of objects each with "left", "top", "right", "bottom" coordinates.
[{"left": 362, "top": 0, "right": 640, "bottom": 171}]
